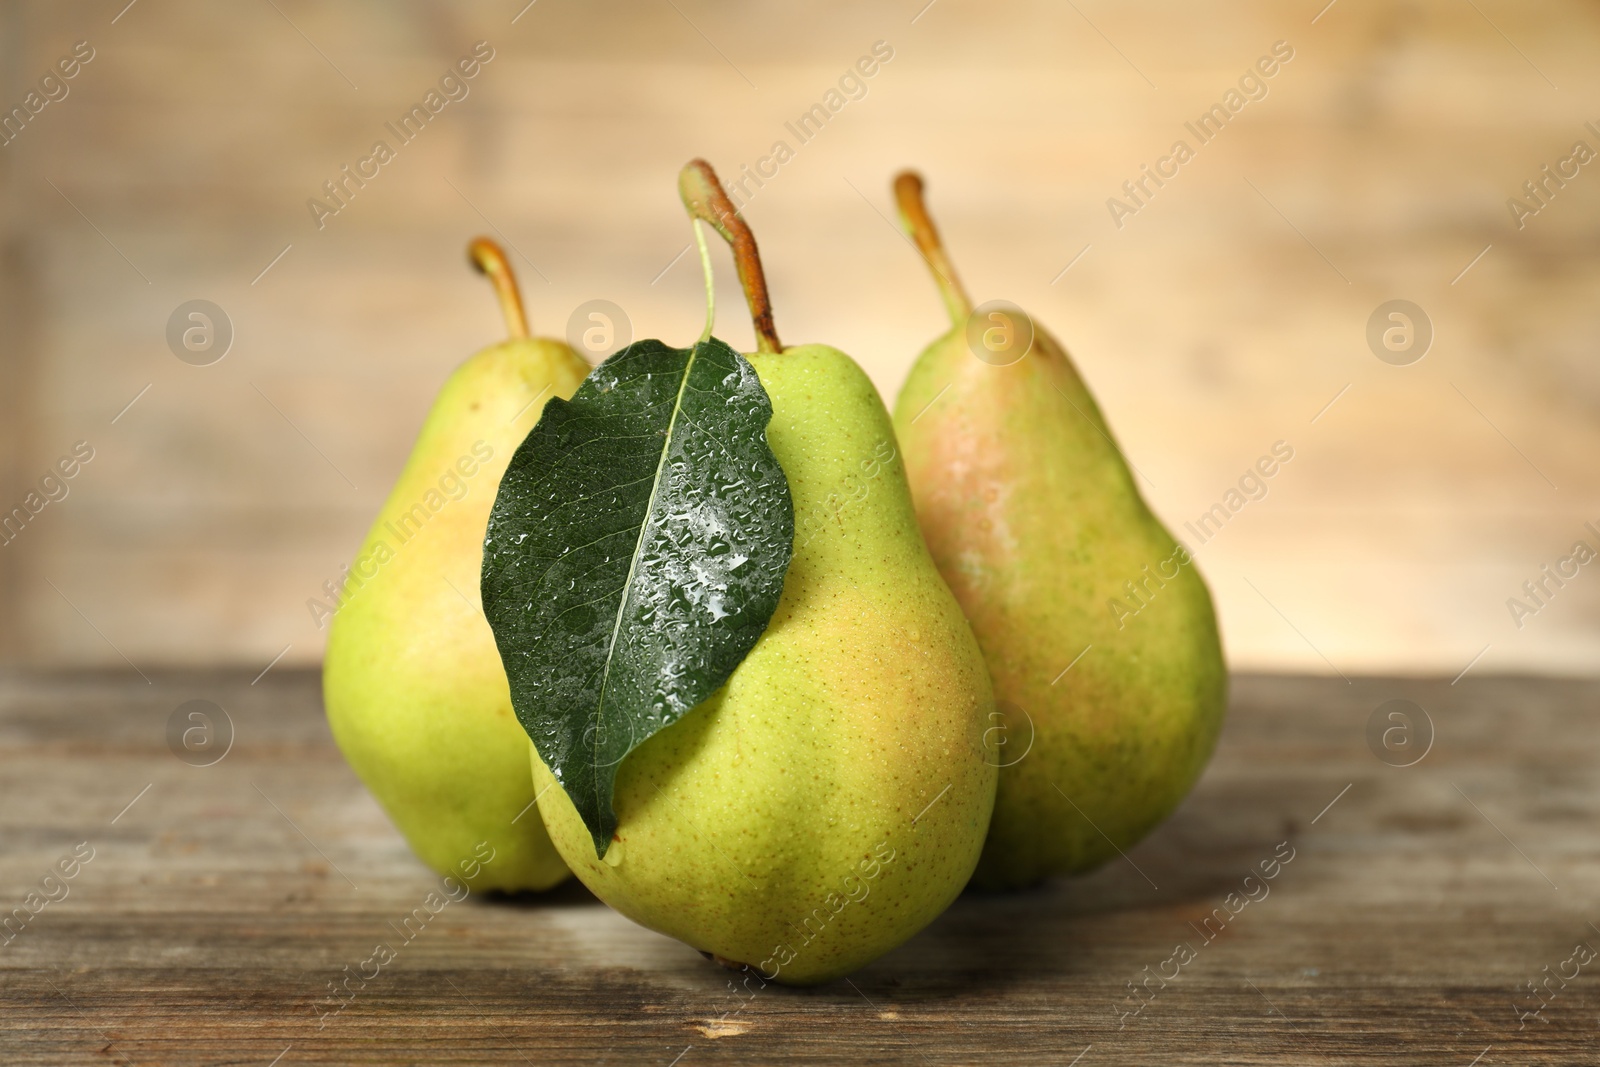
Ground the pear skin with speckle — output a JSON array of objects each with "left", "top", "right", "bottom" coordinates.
[
  {"left": 889, "top": 172, "right": 1227, "bottom": 891},
  {"left": 534, "top": 344, "right": 997, "bottom": 984},
  {"left": 323, "top": 240, "right": 587, "bottom": 892}
]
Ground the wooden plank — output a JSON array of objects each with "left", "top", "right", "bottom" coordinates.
[{"left": 2, "top": 670, "right": 1597, "bottom": 1063}]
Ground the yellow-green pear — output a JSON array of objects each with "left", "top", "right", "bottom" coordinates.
[
  {"left": 890, "top": 173, "right": 1227, "bottom": 890},
  {"left": 531, "top": 161, "right": 997, "bottom": 983},
  {"left": 323, "top": 238, "right": 586, "bottom": 891}
]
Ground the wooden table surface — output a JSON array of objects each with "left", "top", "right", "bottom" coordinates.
[{"left": 1, "top": 669, "right": 1596, "bottom": 1065}]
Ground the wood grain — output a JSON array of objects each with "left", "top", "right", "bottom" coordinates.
[{"left": 2, "top": 670, "right": 1597, "bottom": 1064}]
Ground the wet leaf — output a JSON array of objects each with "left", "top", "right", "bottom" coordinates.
[{"left": 481, "top": 336, "right": 793, "bottom": 857}]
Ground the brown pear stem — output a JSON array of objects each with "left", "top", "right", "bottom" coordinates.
[
  {"left": 678, "top": 159, "right": 782, "bottom": 354},
  {"left": 468, "top": 237, "right": 529, "bottom": 340},
  {"left": 893, "top": 171, "right": 972, "bottom": 327}
]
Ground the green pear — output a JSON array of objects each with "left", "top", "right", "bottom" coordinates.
[
  {"left": 323, "top": 238, "right": 587, "bottom": 891},
  {"left": 531, "top": 161, "right": 996, "bottom": 984},
  {"left": 889, "top": 173, "right": 1227, "bottom": 890}
]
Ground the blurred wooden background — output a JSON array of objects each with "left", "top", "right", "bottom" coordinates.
[{"left": 0, "top": 0, "right": 1596, "bottom": 676}]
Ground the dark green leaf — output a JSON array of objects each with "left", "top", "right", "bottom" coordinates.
[{"left": 481, "top": 336, "right": 793, "bottom": 857}]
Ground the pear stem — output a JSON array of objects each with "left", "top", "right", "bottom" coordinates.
[
  {"left": 678, "top": 159, "right": 782, "bottom": 354},
  {"left": 468, "top": 237, "right": 530, "bottom": 340},
  {"left": 892, "top": 171, "right": 972, "bottom": 327}
]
